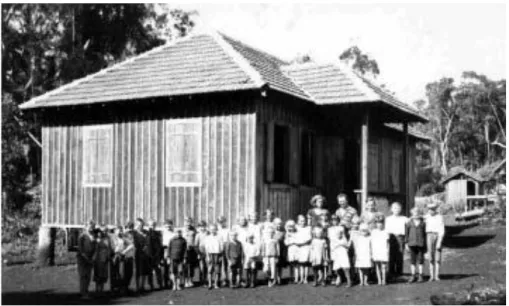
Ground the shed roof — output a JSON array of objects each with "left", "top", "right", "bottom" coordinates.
[
  {"left": 383, "top": 123, "right": 432, "bottom": 142},
  {"left": 440, "top": 167, "right": 486, "bottom": 185},
  {"left": 19, "top": 31, "right": 426, "bottom": 123}
]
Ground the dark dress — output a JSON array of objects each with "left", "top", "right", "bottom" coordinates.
[{"left": 133, "top": 229, "right": 151, "bottom": 276}]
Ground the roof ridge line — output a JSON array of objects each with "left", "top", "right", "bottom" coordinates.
[
  {"left": 219, "top": 32, "right": 289, "bottom": 65},
  {"left": 333, "top": 63, "right": 380, "bottom": 102},
  {"left": 280, "top": 65, "right": 322, "bottom": 103},
  {"left": 211, "top": 32, "right": 266, "bottom": 88},
  {"left": 20, "top": 31, "right": 204, "bottom": 109}
]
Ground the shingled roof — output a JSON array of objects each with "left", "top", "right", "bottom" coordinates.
[{"left": 19, "top": 31, "right": 426, "bottom": 123}]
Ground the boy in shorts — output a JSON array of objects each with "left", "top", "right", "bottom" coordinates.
[
  {"left": 204, "top": 224, "right": 223, "bottom": 289},
  {"left": 168, "top": 229, "right": 187, "bottom": 291},
  {"left": 225, "top": 231, "right": 244, "bottom": 288}
]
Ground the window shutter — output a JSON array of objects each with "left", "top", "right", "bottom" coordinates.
[
  {"left": 315, "top": 136, "right": 323, "bottom": 188},
  {"left": 265, "top": 122, "right": 275, "bottom": 182},
  {"left": 368, "top": 143, "right": 379, "bottom": 191},
  {"left": 289, "top": 126, "right": 300, "bottom": 185}
]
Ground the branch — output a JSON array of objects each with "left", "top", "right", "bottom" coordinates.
[
  {"left": 492, "top": 141, "right": 506, "bottom": 149},
  {"left": 13, "top": 115, "right": 42, "bottom": 148}
]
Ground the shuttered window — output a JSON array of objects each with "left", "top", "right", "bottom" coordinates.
[
  {"left": 391, "top": 148, "right": 402, "bottom": 193},
  {"left": 83, "top": 125, "right": 113, "bottom": 187},
  {"left": 166, "top": 119, "right": 202, "bottom": 186},
  {"left": 368, "top": 143, "right": 379, "bottom": 191}
]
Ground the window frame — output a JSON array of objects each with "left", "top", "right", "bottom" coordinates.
[
  {"left": 82, "top": 124, "right": 113, "bottom": 188},
  {"left": 165, "top": 118, "right": 202, "bottom": 187}
]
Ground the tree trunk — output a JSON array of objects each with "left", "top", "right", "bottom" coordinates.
[{"left": 37, "top": 226, "right": 56, "bottom": 267}]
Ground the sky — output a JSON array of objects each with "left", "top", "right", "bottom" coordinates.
[{"left": 173, "top": 3, "right": 506, "bottom": 104}]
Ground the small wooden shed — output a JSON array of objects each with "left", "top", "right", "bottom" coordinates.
[
  {"left": 20, "top": 31, "right": 428, "bottom": 229},
  {"left": 441, "top": 167, "right": 487, "bottom": 212}
]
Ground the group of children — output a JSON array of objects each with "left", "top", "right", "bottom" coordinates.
[{"left": 76, "top": 193, "right": 445, "bottom": 299}]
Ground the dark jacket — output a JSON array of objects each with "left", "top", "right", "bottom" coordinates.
[
  {"left": 168, "top": 236, "right": 187, "bottom": 261},
  {"left": 405, "top": 219, "right": 426, "bottom": 247},
  {"left": 147, "top": 229, "right": 163, "bottom": 260},
  {"left": 225, "top": 241, "right": 243, "bottom": 261}
]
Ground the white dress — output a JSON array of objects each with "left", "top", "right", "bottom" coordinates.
[
  {"left": 370, "top": 229, "right": 390, "bottom": 262},
  {"left": 284, "top": 231, "right": 300, "bottom": 263},
  {"left": 295, "top": 226, "right": 312, "bottom": 263},
  {"left": 330, "top": 236, "right": 350, "bottom": 269},
  {"left": 309, "top": 238, "right": 328, "bottom": 267},
  {"left": 354, "top": 235, "right": 372, "bottom": 268}
]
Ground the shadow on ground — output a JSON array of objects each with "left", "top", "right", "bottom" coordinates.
[
  {"left": 443, "top": 234, "right": 496, "bottom": 249},
  {"left": 1, "top": 289, "right": 144, "bottom": 305}
]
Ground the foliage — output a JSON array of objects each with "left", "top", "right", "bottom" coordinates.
[
  {"left": 1, "top": 4, "right": 196, "bottom": 212},
  {"left": 290, "top": 53, "right": 312, "bottom": 64},
  {"left": 339, "top": 45, "right": 380, "bottom": 78},
  {"left": 413, "top": 73, "right": 506, "bottom": 192}
]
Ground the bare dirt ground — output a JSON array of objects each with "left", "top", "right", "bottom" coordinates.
[{"left": 2, "top": 224, "right": 505, "bottom": 305}]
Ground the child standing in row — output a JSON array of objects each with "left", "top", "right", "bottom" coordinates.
[
  {"left": 329, "top": 222, "right": 351, "bottom": 287},
  {"left": 284, "top": 220, "right": 299, "bottom": 283},
  {"left": 406, "top": 208, "right": 426, "bottom": 283},
  {"left": 243, "top": 233, "right": 260, "bottom": 288},
  {"left": 309, "top": 227, "right": 328, "bottom": 287},
  {"left": 167, "top": 229, "right": 187, "bottom": 291},
  {"left": 295, "top": 215, "right": 312, "bottom": 284},
  {"left": 195, "top": 220, "right": 209, "bottom": 286},
  {"left": 371, "top": 215, "right": 390, "bottom": 285},
  {"left": 354, "top": 223, "right": 372, "bottom": 286},
  {"left": 261, "top": 227, "right": 280, "bottom": 287},
  {"left": 225, "top": 231, "right": 244, "bottom": 288},
  {"left": 93, "top": 228, "right": 111, "bottom": 293},
  {"left": 273, "top": 218, "right": 286, "bottom": 285},
  {"left": 204, "top": 224, "right": 223, "bottom": 290}
]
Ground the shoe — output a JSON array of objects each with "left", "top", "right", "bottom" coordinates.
[
  {"left": 345, "top": 282, "right": 352, "bottom": 288},
  {"left": 428, "top": 277, "right": 434, "bottom": 282},
  {"left": 435, "top": 276, "right": 441, "bottom": 281},
  {"left": 321, "top": 281, "right": 326, "bottom": 287},
  {"left": 312, "top": 282, "right": 318, "bottom": 287},
  {"left": 208, "top": 285, "right": 213, "bottom": 290},
  {"left": 417, "top": 274, "right": 424, "bottom": 283},
  {"left": 407, "top": 275, "right": 417, "bottom": 284}
]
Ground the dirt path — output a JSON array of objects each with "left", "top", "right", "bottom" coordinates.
[{"left": 2, "top": 225, "right": 505, "bottom": 305}]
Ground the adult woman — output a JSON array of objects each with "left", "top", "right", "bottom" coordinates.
[
  {"left": 360, "top": 197, "right": 378, "bottom": 229},
  {"left": 307, "top": 194, "right": 330, "bottom": 227}
]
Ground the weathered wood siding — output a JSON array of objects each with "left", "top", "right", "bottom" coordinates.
[
  {"left": 256, "top": 93, "right": 322, "bottom": 221},
  {"left": 42, "top": 95, "right": 256, "bottom": 228}
]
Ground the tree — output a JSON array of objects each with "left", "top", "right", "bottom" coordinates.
[
  {"left": 339, "top": 45, "right": 380, "bottom": 78},
  {"left": 290, "top": 53, "right": 312, "bottom": 64},
  {"left": 1, "top": 4, "right": 196, "bottom": 211}
]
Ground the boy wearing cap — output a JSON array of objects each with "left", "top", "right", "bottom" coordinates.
[
  {"left": 161, "top": 220, "right": 175, "bottom": 288},
  {"left": 406, "top": 208, "right": 426, "bottom": 283},
  {"left": 425, "top": 202, "right": 445, "bottom": 282},
  {"left": 385, "top": 202, "right": 409, "bottom": 279}
]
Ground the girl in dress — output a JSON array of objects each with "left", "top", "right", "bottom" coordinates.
[
  {"left": 371, "top": 215, "right": 390, "bottom": 285},
  {"left": 309, "top": 227, "right": 328, "bottom": 287},
  {"left": 354, "top": 223, "right": 372, "bottom": 286},
  {"left": 295, "top": 215, "right": 312, "bottom": 284},
  {"left": 93, "top": 228, "right": 111, "bottom": 293},
  {"left": 330, "top": 225, "right": 352, "bottom": 287},
  {"left": 243, "top": 233, "right": 260, "bottom": 288},
  {"left": 284, "top": 220, "right": 299, "bottom": 283}
]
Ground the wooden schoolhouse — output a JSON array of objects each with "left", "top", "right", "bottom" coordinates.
[{"left": 20, "top": 31, "right": 428, "bottom": 229}]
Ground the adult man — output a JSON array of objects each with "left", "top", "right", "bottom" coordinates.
[
  {"left": 334, "top": 193, "right": 359, "bottom": 230},
  {"left": 77, "top": 220, "right": 96, "bottom": 299},
  {"left": 146, "top": 220, "right": 163, "bottom": 290}
]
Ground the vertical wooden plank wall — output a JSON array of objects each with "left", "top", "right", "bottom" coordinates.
[
  {"left": 256, "top": 96, "right": 321, "bottom": 221},
  {"left": 42, "top": 103, "right": 256, "bottom": 228}
]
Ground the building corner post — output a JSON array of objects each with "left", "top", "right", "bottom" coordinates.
[{"left": 360, "top": 111, "right": 369, "bottom": 212}]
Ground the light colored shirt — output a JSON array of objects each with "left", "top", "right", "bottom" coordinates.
[
  {"left": 233, "top": 225, "right": 250, "bottom": 244},
  {"left": 425, "top": 214, "right": 445, "bottom": 236},
  {"left": 204, "top": 234, "right": 223, "bottom": 254},
  {"left": 162, "top": 229, "right": 176, "bottom": 247},
  {"left": 244, "top": 242, "right": 260, "bottom": 261},
  {"left": 385, "top": 215, "right": 409, "bottom": 236},
  {"left": 248, "top": 223, "right": 262, "bottom": 244},
  {"left": 195, "top": 231, "right": 208, "bottom": 253},
  {"left": 218, "top": 227, "right": 230, "bottom": 245}
]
